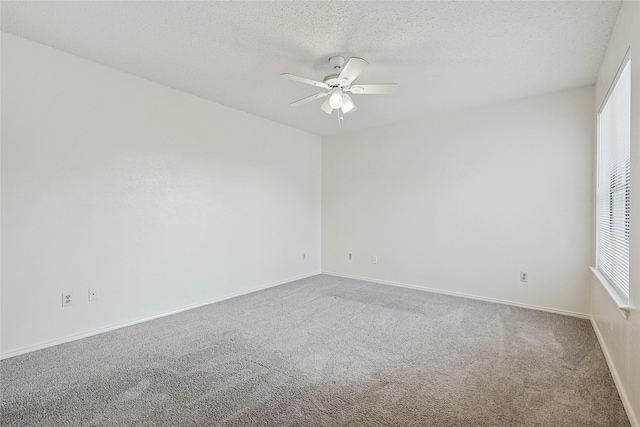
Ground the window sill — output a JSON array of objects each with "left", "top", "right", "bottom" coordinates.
[{"left": 590, "top": 267, "right": 631, "bottom": 319}]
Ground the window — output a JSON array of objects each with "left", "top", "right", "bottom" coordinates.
[{"left": 596, "top": 55, "right": 631, "bottom": 302}]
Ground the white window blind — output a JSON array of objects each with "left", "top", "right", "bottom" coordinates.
[{"left": 596, "top": 57, "right": 631, "bottom": 302}]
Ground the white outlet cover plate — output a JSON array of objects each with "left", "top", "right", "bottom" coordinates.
[{"left": 62, "top": 292, "right": 73, "bottom": 307}]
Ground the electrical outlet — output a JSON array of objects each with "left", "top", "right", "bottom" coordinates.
[
  {"left": 372, "top": 256, "right": 378, "bottom": 264},
  {"left": 88, "top": 289, "right": 99, "bottom": 301},
  {"left": 520, "top": 272, "right": 528, "bottom": 282},
  {"left": 348, "top": 253, "right": 353, "bottom": 261},
  {"left": 302, "top": 252, "right": 306, "bottom": 260},
  {"left": 62, "top": 292, "right": 73, "bottom": 307}
]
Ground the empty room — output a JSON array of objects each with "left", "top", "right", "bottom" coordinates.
[{"left": 1, "top": 1, "right": 638, "bottom": 426}]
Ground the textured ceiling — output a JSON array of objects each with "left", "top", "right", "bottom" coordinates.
[{"left": 1, "top": 1, "right": 622, "bottom": 137}]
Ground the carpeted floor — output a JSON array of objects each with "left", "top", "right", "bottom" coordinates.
[{"left": 1, "top": 275, "right": 630, "bottom": 426}]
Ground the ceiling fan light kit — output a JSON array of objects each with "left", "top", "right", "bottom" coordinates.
[
  {"left": 341, "top": 94, "right": 355, "bottom": 114},
  {"left": 329, "top": 87, "right": 344, "bottom": 109},
  {"left": 281, "top": 56, "right": 399, "bottom": 123}
]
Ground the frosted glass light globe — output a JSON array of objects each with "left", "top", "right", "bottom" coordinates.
[{"left": 329, "top": 89, "right": 343, "bottom": 109}]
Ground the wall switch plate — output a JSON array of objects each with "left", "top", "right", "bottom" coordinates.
[
  {"left": 372, "top": 256, "right": 378, "bottom": 264},
  {"left": 302, "top": 253, "right": 306, "bottom": 260},
  {"left": 62, "top": 292, "right": 73, "bottom": 307},
  {"left": 520, "top": 272, "right": 528, "bottom": 282},
  {"left": 88, "top": 289, "right": 99, "bottom": 301}
]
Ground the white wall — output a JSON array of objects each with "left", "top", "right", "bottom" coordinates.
[
  {"left": 1, "top": 33, "right": 321, "bottom": 357},
  {"left": 591, "top": 1, "right": 640, "bottom": 425},
  {"left": 322, "top": 86, "right": 594, "bottom": 316}
]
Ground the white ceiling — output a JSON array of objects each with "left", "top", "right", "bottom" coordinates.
[{"left": 1, "top": 1, "right": 622, "bottom": 137}]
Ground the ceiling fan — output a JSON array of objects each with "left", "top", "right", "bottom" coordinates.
[{"left": 281, "top": 56, "right": 399, "bottom": 121}]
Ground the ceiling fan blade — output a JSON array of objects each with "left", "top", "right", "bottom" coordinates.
[
  {"left": 347, "top": 84, "right": 399, "bottom": 95},
  {"left": 337, "top": 57, "right": 368, "bottom": 86},
  {"left": 280, "top": 73, "right": 330, "bottom": 89},
  {"left": 290, "top": 92, "right": 329, "bottom": 107},
  {"left": 320, "top": 97, "right": 333, "bottom": 114}
]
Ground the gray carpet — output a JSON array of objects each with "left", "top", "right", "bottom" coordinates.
[{"left": 1, "top": 274, "right": 630, "bottom": 426}]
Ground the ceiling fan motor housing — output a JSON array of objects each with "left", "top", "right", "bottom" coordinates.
[
  {"left": 323, "top": 74, "right": 342, "bottom": 88},
  {"left": 326, "top": 56, "right": 350, "bottom": 87}
]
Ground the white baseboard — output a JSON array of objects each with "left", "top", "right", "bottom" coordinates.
[
  {"left": 1, "top": 271, "right": 321, "bottom": 360},
  {"left": 590, "top": 317, "right": 639, "bottom": 427},
  {"left": 321, "top": 271, "right": 590, "bottom": 319}
]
